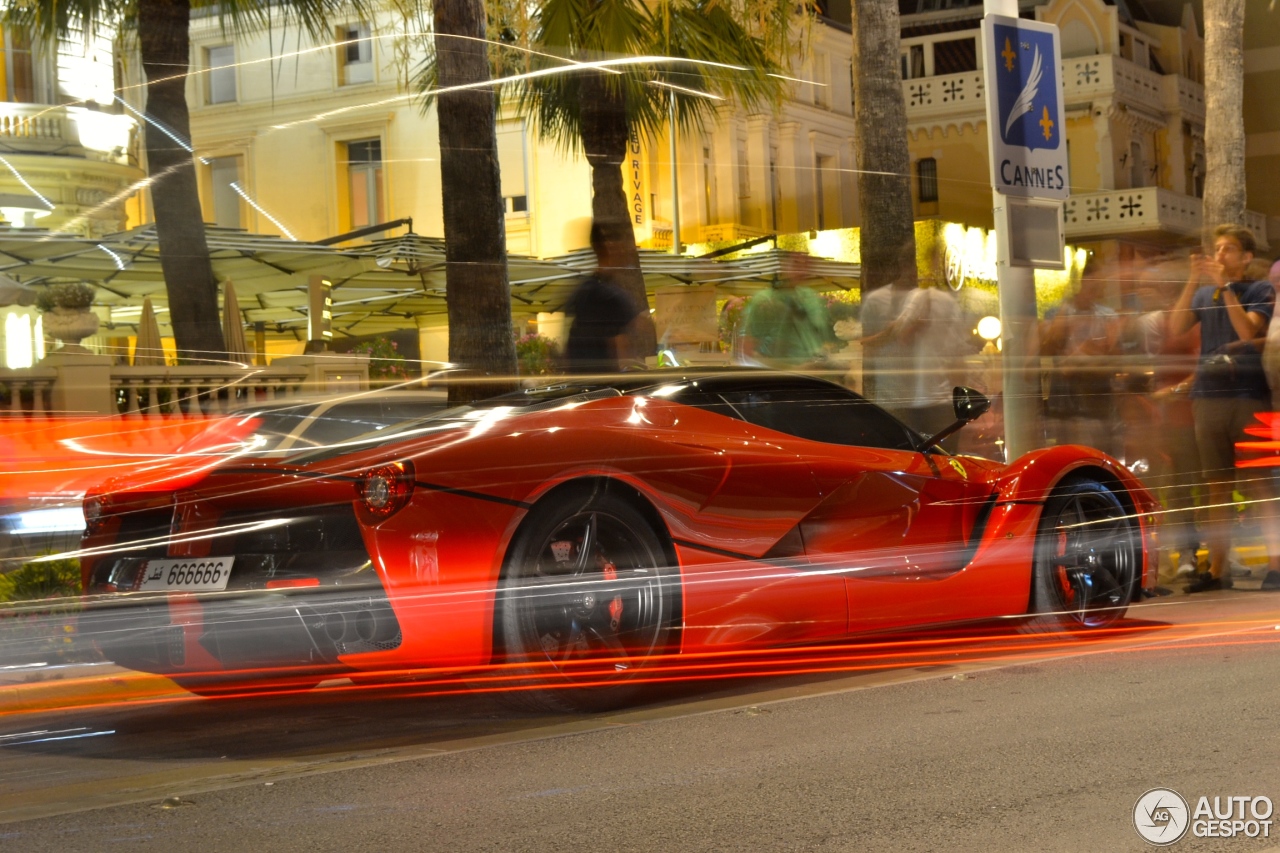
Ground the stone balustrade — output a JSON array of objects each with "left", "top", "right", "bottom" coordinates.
[
  {"left": 0, "top": 103, "right": 138, "bottom": 166},
  {"left": 905, "top": 54, "right": 1204, "bottom": 127},
  {"left": 1064, "top": 187, "right": 1270, "bottom": 250},
  {"left": 0, "top": 367, "right": 57, "bottom": 416},
  {"left": 0, "top": 355, "right": 369, "bottom": 418}
]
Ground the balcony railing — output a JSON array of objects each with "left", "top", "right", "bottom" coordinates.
[
  {"left": 1064, "top": 187, "right": 1270, "bottom": 250},
  {"left": 0, "top": 104, "right": 138, "bottom": 166},
  {"left": 902, "top": 72, "right": 985, "bottom": 122},
  {"left": 904, "top": 55, "right": 1204, "bottom": 126}
]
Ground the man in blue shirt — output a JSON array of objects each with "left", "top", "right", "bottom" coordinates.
[{"left": 1169, "top": 224, "right": 1277, "bottom": 592}]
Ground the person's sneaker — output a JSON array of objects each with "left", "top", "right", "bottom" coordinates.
[
  {"left": 1175, "top": 553, "right": 1200, "bottom": 578},
  {"left": 1187, "top": 572, "right": 1233, "bottom": 594},
  {"left": 1228, "top": 556, "right": 1253, "bottom": 578},
  {"left": 1261, "top": 570, "right": 1280, "bottom": 591}
]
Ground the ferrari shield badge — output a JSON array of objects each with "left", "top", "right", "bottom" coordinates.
[{"left": 947, "top": 458, "right": 969, "bottom": 480}]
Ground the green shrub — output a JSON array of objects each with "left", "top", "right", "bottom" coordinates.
[
  {"left": 515, "top": 332, "right": 562, "bottom": 376},
  {"left": 0, "top": 555, "right": 92, "bottom": 664},
  {"left": 0, "top": 556, "right": 81, "bottom": 602}
]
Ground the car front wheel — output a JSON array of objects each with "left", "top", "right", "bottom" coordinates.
[{"left": 1025, "top": 477, "right": 1140, "bottom": 632}]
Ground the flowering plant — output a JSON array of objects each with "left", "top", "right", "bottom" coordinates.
[
  {"left": 348, "top": 336, "right": 411, "bottom": 380},
  {"left": 35, "top": 282, "right": 96, "bottom": 313},
  {"left": 516, "top": 332, "right": 562, "bottom": 376}
]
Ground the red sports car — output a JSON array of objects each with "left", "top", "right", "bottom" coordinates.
[{"left": 79, "top": 370, "right": 1158, "bottom": 710}]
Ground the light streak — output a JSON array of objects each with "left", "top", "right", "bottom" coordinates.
[
  {"left": 230, "top": 181, "right": 297, "bottom": 241},
  {"left": 0, "top": 156, "right": 55, "bottom": 211},
  {"left": 98, "top": 244, "right": 127, "bottom": 271}
]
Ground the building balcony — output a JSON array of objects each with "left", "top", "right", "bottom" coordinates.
[
  {"left": 1064, "top": 186, "right": 1269, "bottom": 250},
  {"left": 902, "top": 72, "right": 986, "bottom": 125},
  {"left": 0, "top": 103, "right": 139, "bottom": 167},
  {"left": 1062, "top": 53, "right": 1204, "bottom": 122},
  {"left": 903, "top": 55, "right": 1205, "bottom": 129},
  {"left": 0, "top": 103, "right": 142, "bottom": 236}
]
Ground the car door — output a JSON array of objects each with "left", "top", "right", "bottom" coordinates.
[{"left": 700, "top": 377, "right": 997, "bottom": 634}]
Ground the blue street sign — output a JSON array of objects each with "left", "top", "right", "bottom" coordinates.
[{"left": 982, "top": 15, "right": 1069, "bottom": 200}]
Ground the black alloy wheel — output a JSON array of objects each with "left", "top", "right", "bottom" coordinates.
[
  {"left": 499, "top": 486, "right": 678, "bottom": 712},
  {"left": 1025, "top": 477, "right": 1139, "bottom": 632}
]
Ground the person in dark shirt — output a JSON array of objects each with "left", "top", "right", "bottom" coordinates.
[
  {"left": 1169, "top": 224, "right": 1278, "bottom": 592},
  {"left": 564, "top": 221, "right": 649, "bottom": 373}
]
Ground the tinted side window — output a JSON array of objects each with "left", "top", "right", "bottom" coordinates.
[{"left": 713, "top": 383, "right": 919, "bottom": 451}]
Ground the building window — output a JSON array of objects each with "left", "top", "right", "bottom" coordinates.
[
  {"left": 815, "top": 154, "right": 837, "bottom": 231},
  {"left": 344, "top": 138, "right": 384, "bottom": 229},
  {"left": 207, "top": 156, "right": 243, "bottom": 228},
  {"left": 338, "top": 24, "right": 373, "bottom": 86},
  {"left": 1, "top": 27, "right": 35, "bottom": 102},
  {"left": 932, "top": 38, "right": 976, "bottom": 75},
  {"left": 901, "top": 44, "right": 925, "bottom": 80},
  {"left": 496, "top": 122, "right": 529, "bottom": 216},
  {"left": 206, "top": 45, "right": 236, "bottom": 104},
  {"left": 812, "top": 52, "right": 829, "bottom": 108},
  {"left": 917, "top": 158, "right": 938, "bottom": 203}
]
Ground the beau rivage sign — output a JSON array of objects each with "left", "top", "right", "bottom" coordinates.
[
  {"left": 980, "top": 15, "right": 1069, "bottom": 200},
  {"left": 628, "top": 129, "right": 646, "bottom": 225}
]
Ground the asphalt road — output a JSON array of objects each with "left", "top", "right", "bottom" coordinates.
[{"left": 4, "top": 590, "right": 1280, "bottom": 852}]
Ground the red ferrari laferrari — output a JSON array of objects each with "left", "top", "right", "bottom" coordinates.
[{"left": 79, "top": 370, "right": 1158, "bottom": 709}]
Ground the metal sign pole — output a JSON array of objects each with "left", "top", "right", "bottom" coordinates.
[{"left": 982, "top": 0, "right": 1067, "bottom": 460}]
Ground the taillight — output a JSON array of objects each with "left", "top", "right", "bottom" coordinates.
[
  {"left": 83, "top": 493, "right": 109, "bottom": 533},
  {"left": 356, "top": 461, "right": 415, "bottom": 522}
]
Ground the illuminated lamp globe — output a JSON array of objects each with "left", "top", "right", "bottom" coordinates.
[
  {"left": 977, "top": 316, "right": 1002, "bottom": 342},
  {"left": 976, "top": 316, "right": 1001, "bottom": 355}
]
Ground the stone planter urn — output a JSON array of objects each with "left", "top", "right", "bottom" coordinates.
[{"left": 43, "top": 307, "right": 100, "bottom": 354}]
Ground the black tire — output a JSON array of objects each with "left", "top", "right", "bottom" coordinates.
[
  {"left": 1024, "top": 477, "right": 1139, "bottom": 633},
  {"left": 497, "top": 484, "right": 679, "bottom": 712}
]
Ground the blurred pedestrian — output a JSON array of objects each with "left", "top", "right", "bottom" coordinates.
[
  {"left": 1169, "top": 224, "right": 1277, "bottom": 593},
  {"left": 860, "top": 243, "right": 917, "bottom": 412},
  {"left": 1039, "top": 256, "right": 1120, "bottom": 455},
  {"left": 1137, "top": 260, "right": 1204, "bottom": 579},
  {"left": 564, "top": 220, "right": 652, "bottom": 374},
  {"left": 739, "top": 252, "right": 836, "bottom": 369},
  {"left": 1258, "top": 258, "right": 1280, "bottom": 590}
]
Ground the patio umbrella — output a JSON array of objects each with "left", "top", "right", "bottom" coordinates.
[
  {"left": 221, "top": 280, "right": 252, "bottom": 365},
  {"left": 0, "top": 273, "right": 36, "bottom": 306},
  {"left": 133, "top": 296, "right": 165, "bottom": 366}
]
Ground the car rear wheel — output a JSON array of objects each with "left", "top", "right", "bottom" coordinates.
[
  {"left": 498, "top": 485, "right": 678, "bottom": 712},
  {"left": 1024, "top": 477, "right": 1139, "bottom": 633}
]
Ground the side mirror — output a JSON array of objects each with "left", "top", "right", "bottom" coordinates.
[
  {"left": 921, "top": 387, "right": 992, "bottom": 452},
  {"left": 953, "top": 386, "right": 991, "bottom": 422}
]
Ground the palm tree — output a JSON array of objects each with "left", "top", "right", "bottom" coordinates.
[
  {"left": 8, "top": 0, "right": 368, "bottom": 363},
  {"left": 1202, "top": 0, "right": 1246, "bottom": 233},
  {"left": 850, "top": 0, "right": 914, "bottom": 294},
  {"left": 432, "top": 0, "right": 520, "bottom": 402},
  {"left": 501, "top": 0, "right": 787, "bottom": 350}
]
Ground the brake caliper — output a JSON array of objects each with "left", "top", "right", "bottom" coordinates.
[{"left": 603, "top": 560, "right": 622, "bottom": 632}]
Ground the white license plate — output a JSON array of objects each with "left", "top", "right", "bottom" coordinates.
[{"left": 138, "top": 557, "right": 234, "bottom": 592}]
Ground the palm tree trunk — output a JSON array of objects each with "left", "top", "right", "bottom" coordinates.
[
  {"left": 137, "top": 0, "right": 226, "bottom": 364},
  {"left": 1202, "top": 0, "right": 1246, "bottom": 235},
  {"left": 851, "top": 0, "right": 915, "bottom": 293},
  {"left": 434, "top": 0, "right": 518, "bottom": 404},
  {"left": 580, "top": 72, "right": 657, "bottom": 355}
]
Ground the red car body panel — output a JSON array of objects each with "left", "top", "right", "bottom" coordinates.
[{"left": 80, "top": 380, "right": 1160, "bottom": 680}]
